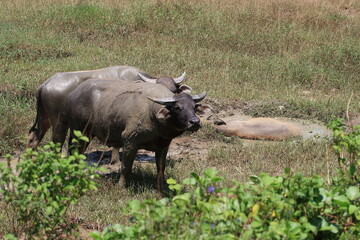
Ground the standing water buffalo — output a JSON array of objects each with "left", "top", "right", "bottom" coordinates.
[
  {"left": 27, "top": 65, "right": 191, "bottom": 152},
  {"left": 66, "top": 80, "right": 207, "bottom": 193}
]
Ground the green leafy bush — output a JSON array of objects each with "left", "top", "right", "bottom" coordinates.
[
  {"left": 90, "top": 121, "right": 360, "bottom": 240},
  {"left": 329, "top": 118, "right": 360, "bottom": 177},
  {"left": 90, "top": 168, "right": 359, "bottom": 239},
  {"left": 0, "top": 133, "right": 99, "bottom": 239}
]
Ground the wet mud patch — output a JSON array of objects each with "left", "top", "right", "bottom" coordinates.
[{"left": 217, "top": 114, "right": 332, "bottom": 140}]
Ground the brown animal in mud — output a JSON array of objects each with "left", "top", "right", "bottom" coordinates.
[
  {"left": 27, "top": 66, "right": 191, "bottom": 154},
  {"left": 66, "top": 79, "right": 207, "bottom": 193},
  {"left": 215, "top": 117, "right": 302, "bottom": 140}
]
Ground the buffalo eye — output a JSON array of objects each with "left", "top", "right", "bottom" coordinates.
[{"left": 173, "top": 105, "right": 182, "bottom": 111}]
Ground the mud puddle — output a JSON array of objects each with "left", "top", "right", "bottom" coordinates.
[{"left": 218, "top": 114, "right": 332, "bottom": 140}]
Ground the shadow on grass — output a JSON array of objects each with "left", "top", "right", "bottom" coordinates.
[
  {"left": 84, "top": 150, "right": 157, "bottom": 165},
  {"left": 84, "top": 150, "right": 181, "bottom": 194}
]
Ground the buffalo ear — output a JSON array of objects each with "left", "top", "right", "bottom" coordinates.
[
  {"left": 178, "top": 84, "right": 192, "bottom": 94},
  {"left": 195, "top": 104, "right": 213, "bottom": 115},
  {"left": 156, "top": 107, "right": 171, "bottom": 120}
]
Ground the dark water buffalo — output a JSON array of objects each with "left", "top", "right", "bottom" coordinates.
[
  {"left": 27, "top": 66, "right": 190, "bottom": 151},
  {"left": 67, "top": 80, "right": 206, "bottom": 193}
]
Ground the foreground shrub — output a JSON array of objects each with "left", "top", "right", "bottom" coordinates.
[
  {"left": 91, "top": 120, "right": 360, "bottom": 239},
  {"left": 90, "top": 168, "right": 359, "bottom": 239},
  {"left": 0, "top": 133, "right": 99, "bottom": 239},
  {"left": 329, "top": 118, "right": 360, "bottom": 180}
]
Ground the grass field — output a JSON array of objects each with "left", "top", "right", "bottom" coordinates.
[{"left": 1, "top": 0, "right": 359, "bottom": 237}]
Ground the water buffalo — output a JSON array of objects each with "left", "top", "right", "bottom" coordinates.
[
  {"left": 66, "top": 80, "right": 207, "bottom": 193},
  {"left": 215, "top": 117, "right": 302, "bottom": 140},
  {"left": 27, "top": 66, "right": 191, "bottom": 152}
]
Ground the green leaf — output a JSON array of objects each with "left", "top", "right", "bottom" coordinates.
[
  {"left": 191, "top": 172, "right": 199, "bottom": 180},
  {"left": 45, "top": 206, "right": 53, "bottom": 215},
  {"left": 303, "top": 222, "right": 317, "bottom": 234},
  {"left": 249, "top": 175, "right": 261, "bottom": 184},
  {"left": 166, "top": 178, "right": 177, "bottom": 185},
  {"left": 319, "top": 188, "right": 331, "bottom": 203},
  {"left": 169, "top": 184, "right": 182, "bottom": 191},
  {"left": 73, "top": 130, "right": 82, "bottom": 138},
  {"left": 212, "top": 176, "right": 223, "bottom": 183},
  {"left": 355, "top": 209, "right": 360, "bottom": 220},
  {"left": 333, "top": 195, "right": 350, "bottom": 208},
  {"left": 88, "top": 231, "right": 102, "bottom": 240},
  {"left": 3, "top": 234, "right": 18, "bottom": 240},
  {"left": 251, "top": 219, "right": 263, "bottom": 228},
  {"left": 129, "top": 200, "right": 140, "bottom": 211},
  {"left": 260, "top": 174, "right": 276, "bottom": 186},
  {"left": 204, "top": 168, "right": 218, "bottom": 180},
  {"left": 80, "top": 136, "right": 89, "bottom": 142},
  {"left": 320, "top": 224, "right": 339, "bottom": 233},
  {"left": 241, "top": 229, "right": 253, "bottom": 240},
  {"left": 346, "top": 186, "right": 360, "bottom": 200},
  {"left": 349, "top": 205, "right": 358, "bottom": 215},
  {"left": 183, "top": 177, "right": 197, "bottom": 185},
  {"left": 173, "top": 193, "right": 191, "bottom": 204},
  {"left": 64, "top": 185, "right": 76, "bottom": 191}
]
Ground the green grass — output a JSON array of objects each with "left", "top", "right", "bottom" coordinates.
[{"left": 0, "top": 0, "right": 359, "bottom": 237}]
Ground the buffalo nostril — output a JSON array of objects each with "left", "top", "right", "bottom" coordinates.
[{"left": 189, "top": 118, "right": 200, "bottom": 125}]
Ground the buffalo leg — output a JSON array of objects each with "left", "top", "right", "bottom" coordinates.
[
  {"left": 155, "top": 145, "right": 170, "bottom": 194},
  {"left": 111, "top": 147, "right": 120, "bottom": 164},
  {"left": 119, "top": 144, "right": 137, "bottom": 187},
  {"left": 52, "top": 115, "right": 68, "bottom": 149}
]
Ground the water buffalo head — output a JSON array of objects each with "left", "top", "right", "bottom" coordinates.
[
  {"left": 148, "top": 92, "right": 207, "bottom": 132},
  {"left": 138, "top": 72, "right": 192, "bottom": 94}
]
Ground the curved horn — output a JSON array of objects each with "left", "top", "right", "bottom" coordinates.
[
  {"left": 191, "top": 91, "right": 207, "bottom": 103},
  {"left": 178, "top": 84, "right": 192, "bottom": 94},
  {"left": 148, "top": 96, "right": 176, "bottom": 106},
  {"left": 173, "top": 72, "right": 186, "bottom": 84},
  {"left": 138, "top": 73, "right": 157, "bottom": 84}
]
